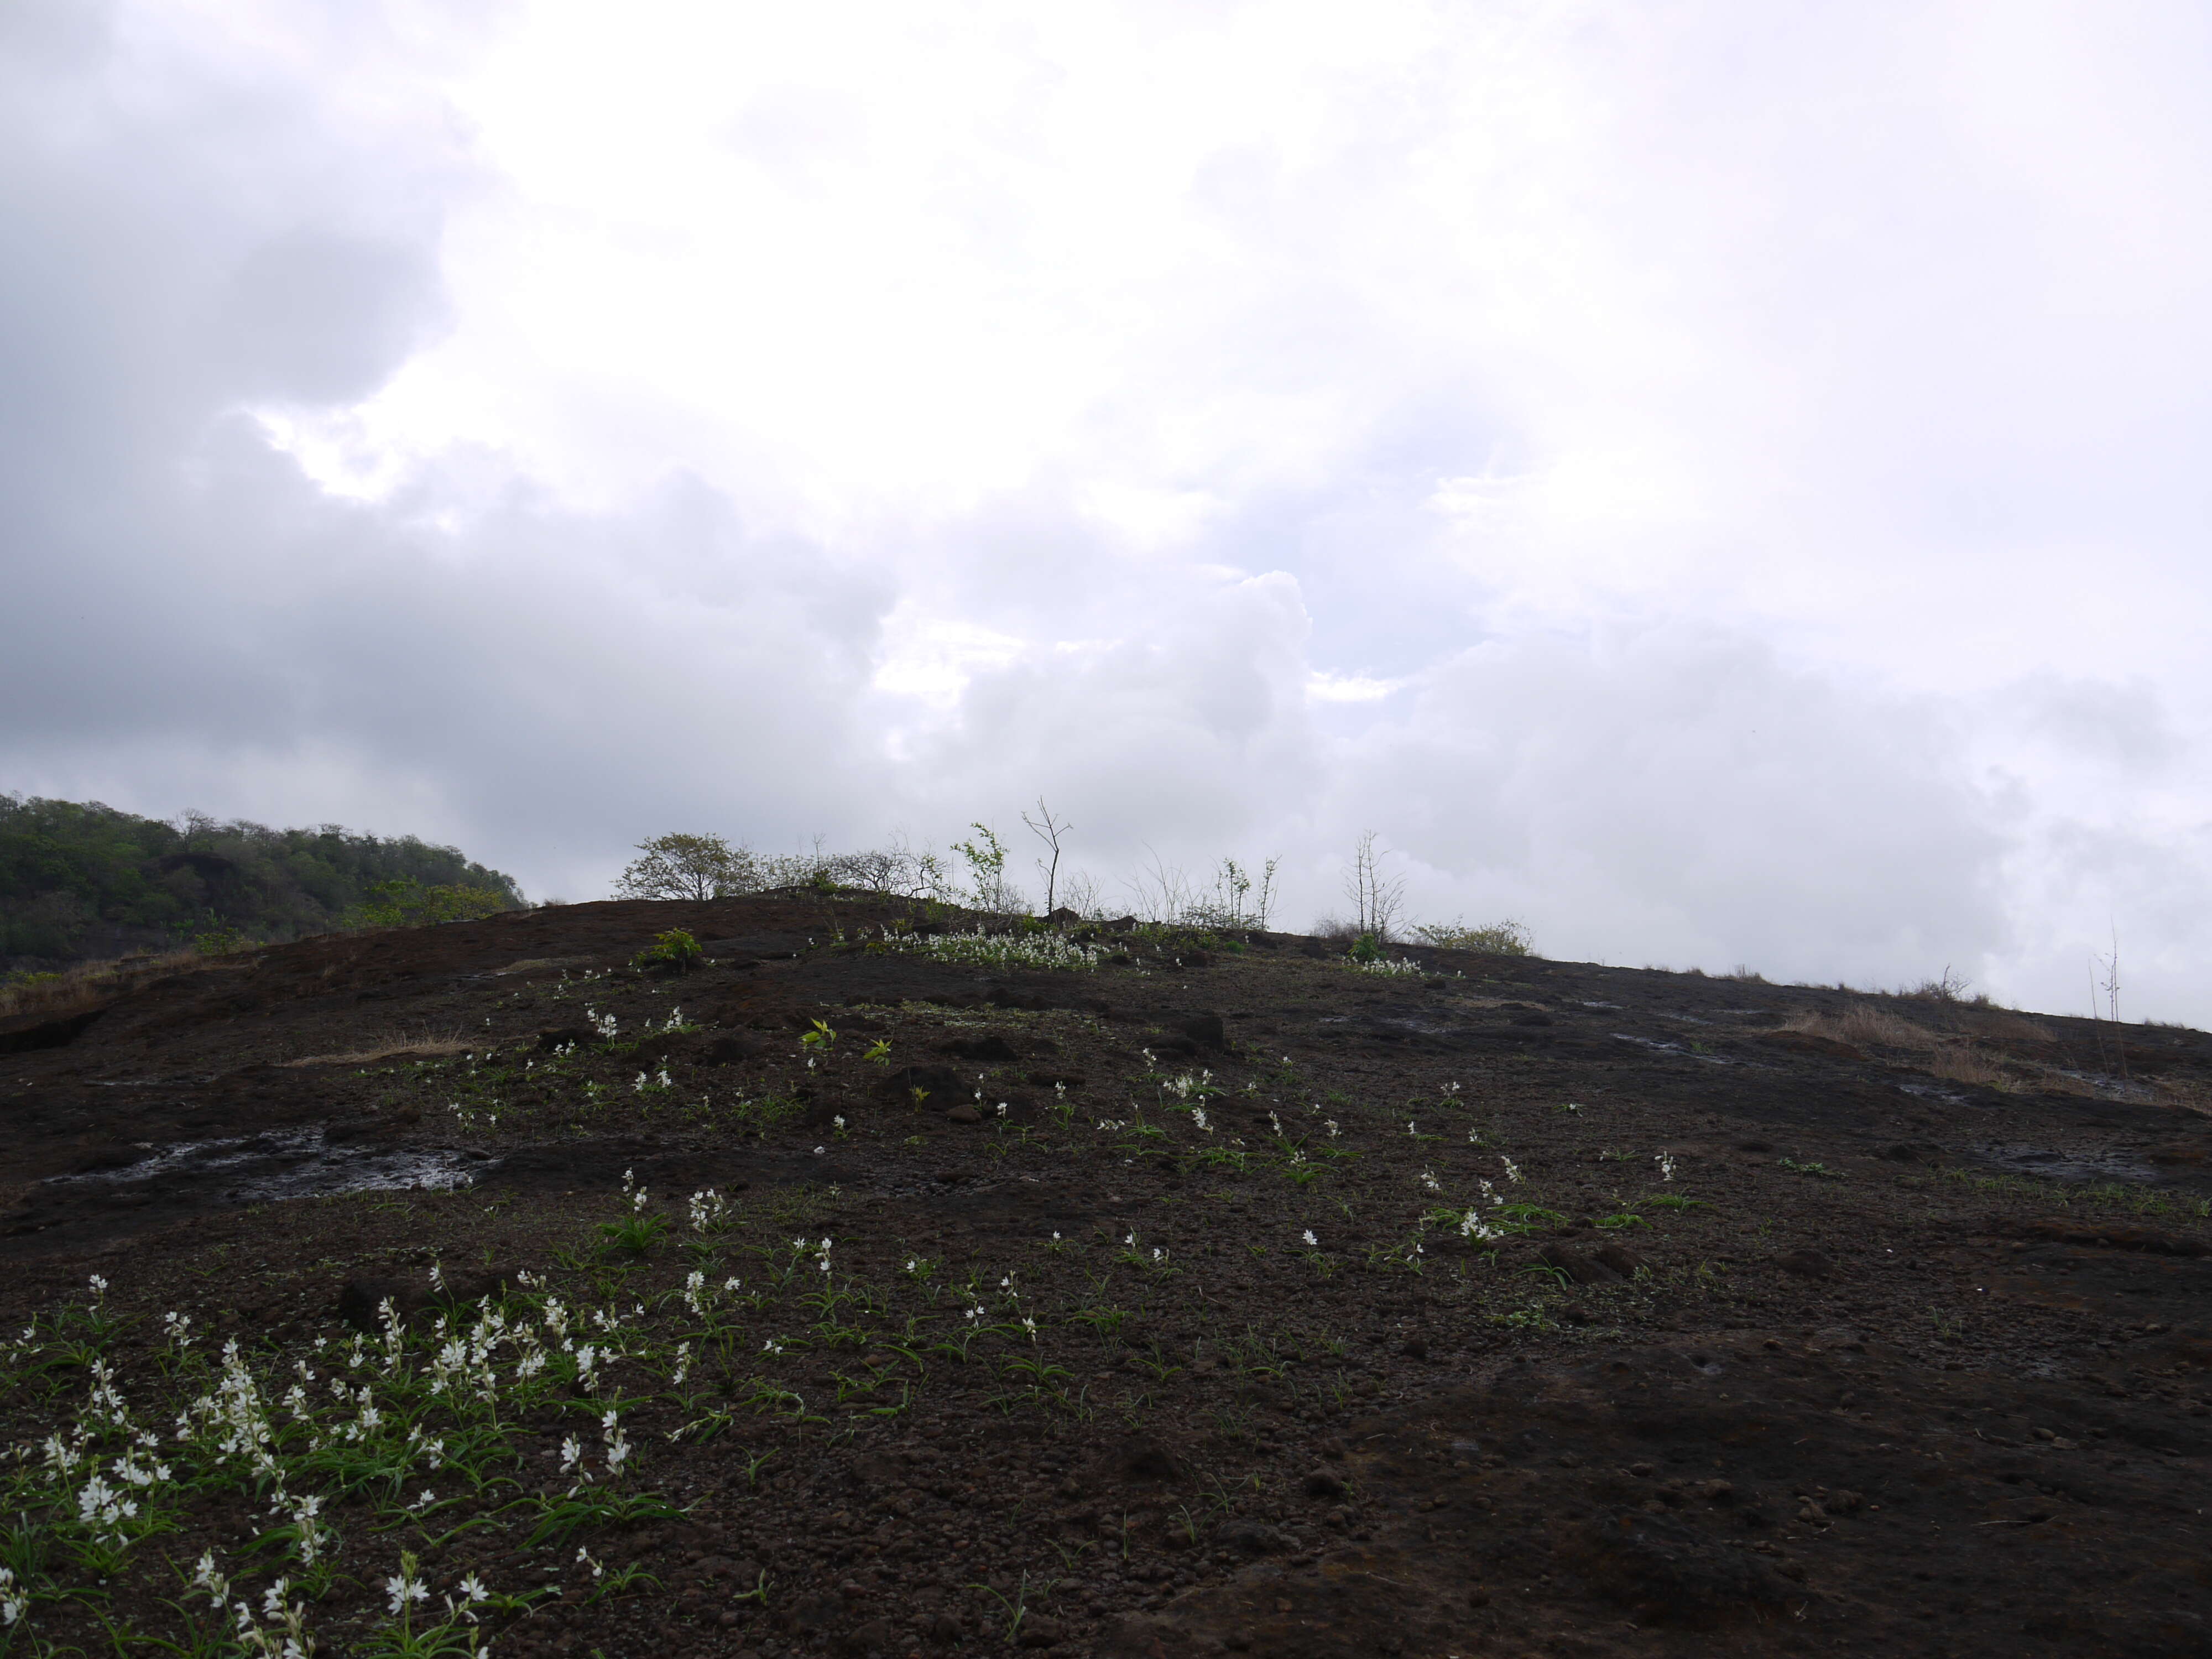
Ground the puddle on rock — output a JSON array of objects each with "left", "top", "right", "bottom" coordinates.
[
  {"left": 45, "top": 1128, "right": 488, "bottom": 1203},
  {"left": 1610, "top": 1032, "right": 1732, "bottom": 1065},
  {"left": 2049, "top": 1070, "right": 2166, "bottom": 1104},
  {"left": 1973, "top": 1143, "right": 2161, "bottom": 1185}
]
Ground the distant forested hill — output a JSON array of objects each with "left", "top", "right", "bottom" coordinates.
[{"left": 0, "top": 794, "right": 524, "bottom": 966}]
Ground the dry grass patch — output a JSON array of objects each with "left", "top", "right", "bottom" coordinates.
[
  {"left": 1924, "top": 1045, "right": 2020, "bottom": 1090},
  {"left": 1785, "top": 1002, "right": 1940, "bottom": 1052},
  {"left": 282, "top": 1028, "right": 474, "bottom": 1067},
  {"left": 1958, "top": 1008, "right": 2057, "bottom": 1045},
  {"left": 0, "top": 950, "right": 213, "bottom": 1024}
]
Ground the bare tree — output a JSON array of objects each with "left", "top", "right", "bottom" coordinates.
[
  {"left": 1021, "top": 798, "right": 1074, "bottom": 916},
  {"left": 1123, "top": 847, "right": 1194, "bottom": 924},
  {"left": 1058, "top": 869, "right": 1103, "bottom": 919},
  {"left": 1343, "top": 830, "right": 1407, "bottom": 941}
]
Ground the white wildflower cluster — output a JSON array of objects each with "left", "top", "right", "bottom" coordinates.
[
  {"left": 1354, "top": 956, "right": 1423, "bottom": 975},
  {"left": 687, "top": 1188, "right": 731, "bottom": 1232},
  {"left": 1656, "top": 1151, "right": 1677, "bottom": 1182},
  {"left": 555, "top": 1407, "right": 628, "bottom": 1488},
  {"left": 583, "top": 1007, "right": 618, "bottom": 1040},
  {"left": 426, "top": 1300, "right": 533, "bottom": 1406},
  {"left": 1, "top": 1565, "right": 25, "bottom": 1629},
  {"left": 1161, "top": 1070, "right": 1214, "bottom": 1103},
  {"left": 877, "top": 927, "right": 1100, "bottom": 972},
  {"left": 176, "top": 1337, "right": 280, "bottom": 1474},
  {"left": 1501, "top": 1156, "right": 1524, "bottom": 1185},
  {"left": 1460, "top": 1177, "right": 1507, "bottom": 1241},
  {"left": 679, "top": 1269, "right": 742, "bottom": 1319}
]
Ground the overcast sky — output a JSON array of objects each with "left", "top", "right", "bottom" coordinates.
[{"left": 4, "top": 0, "right": 2208, "bottom": 1022}]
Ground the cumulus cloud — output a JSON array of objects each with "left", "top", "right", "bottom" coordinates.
[{"left": 2, "top": 1, "right": 2209, "bottom": 1022}]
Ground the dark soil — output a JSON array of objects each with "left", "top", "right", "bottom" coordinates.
[{"left": 4, "top": 895, "right": 2210, "bottom": 1658}]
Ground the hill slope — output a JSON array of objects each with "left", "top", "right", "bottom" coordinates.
[{"left": 1, "top": 896, "right": 2208, "bottom": 1658}]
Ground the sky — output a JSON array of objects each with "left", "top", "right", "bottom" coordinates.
[{"left": 3, "top": 0, "right": 2208, "bottom": 1022}]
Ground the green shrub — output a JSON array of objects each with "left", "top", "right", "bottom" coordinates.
[
  {"left": 191, "top": 920, "right": 253, "bottom": 956},
  {"left": 1409, "top": 918, "right": 1534, "bottom": 956},
  {"left": 633, "top": 928, "right": 705, "bottom": 972},
  {"left": 343, "top": 878, "right": 514, "bottom": 930}
]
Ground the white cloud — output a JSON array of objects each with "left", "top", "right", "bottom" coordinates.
[{"left": 3, "top": 0, "right": 2211, "bottom": 1023}]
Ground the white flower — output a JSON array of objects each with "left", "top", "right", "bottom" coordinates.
[
  {"left": 1302, "top": 1230, "right": 1318, "bottom": 1248},
  {"left": 457, "top": 1573, "right": 488, "bottom": 1605},
  {"left": 1501, "top": 1157, "right": 1523, "bottom": 1184},
  {"left": 385, "top": 1570, "right": 427, "bottom": 1615}
]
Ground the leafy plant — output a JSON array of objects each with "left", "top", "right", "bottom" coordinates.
[
  {"left": 598, "top": 1212, "right": 669, "bottom": 1257},
  {"left": 631, "top": 928, "right": 703, "bottom": 971},
  {"left": 1779, "top": 1158, "right": 1842, "bottom": 1180},
  {"left": 1410, "top": 918, "right": 1533, "bottom": 956}
]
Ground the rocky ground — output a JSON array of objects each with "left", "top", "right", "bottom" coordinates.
[{"left": 3, "top": 895, "right": 2210, "bottom": 1659}]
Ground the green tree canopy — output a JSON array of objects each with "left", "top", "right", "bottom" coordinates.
[{"left": 0, "top": 793, "right": 524, "bottom": 964}]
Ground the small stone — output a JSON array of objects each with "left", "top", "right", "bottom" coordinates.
[
  {"left": 1302, "top": 1470, "right": 1347, "bottom": 1500},
  {"left": 841, "top": 1618, "right": 895, "bottom": 1655},
  {"left": 945, "top": 1104, "right": 983, "bottom": 1125},
  {"left": 1215, "top": 1519, "right": 1287, "bottom": 1555}
]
